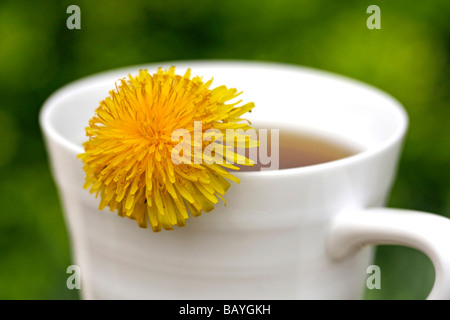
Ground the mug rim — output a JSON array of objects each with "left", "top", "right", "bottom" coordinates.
[{"left": 39, "top": 60, "right": 409, "bottom": 177}]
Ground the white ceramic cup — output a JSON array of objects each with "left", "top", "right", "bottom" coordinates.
[{"left": 40, "top": 61, "right": 450, "bottom": 300}]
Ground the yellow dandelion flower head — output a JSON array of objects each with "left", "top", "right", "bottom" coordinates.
[{"left": 78, "top": 66, "right": 256, "bottom": 232}]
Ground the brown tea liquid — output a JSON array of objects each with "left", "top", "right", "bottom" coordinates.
[{"left": 232, "top": 128, "right": 360, "bottom": 171}]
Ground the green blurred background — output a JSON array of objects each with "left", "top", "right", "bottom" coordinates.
[{"left": 0, "top": 0, "right": 448, "bottom": 300}]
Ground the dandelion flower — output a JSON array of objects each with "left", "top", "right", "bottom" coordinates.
[{"left": 78, "top": 67, "right": 256, "bottom": 232}]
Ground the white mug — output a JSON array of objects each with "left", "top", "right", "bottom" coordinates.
[{"left": 40, "top": 61, "right": 450, "bottom": 300}]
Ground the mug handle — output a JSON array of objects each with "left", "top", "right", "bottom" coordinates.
[{"left": 327, "top": 208, "right": 450, "bottom": 300}]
